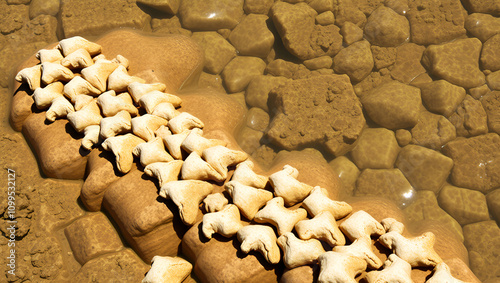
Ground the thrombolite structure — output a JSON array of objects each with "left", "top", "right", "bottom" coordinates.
[{"left": 9, "top": 30, "right": 481, "bottom": 283}]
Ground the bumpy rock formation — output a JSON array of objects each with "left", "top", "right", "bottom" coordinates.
[{"left": 266, "top": 74, "right": 365, "bottom": 156}]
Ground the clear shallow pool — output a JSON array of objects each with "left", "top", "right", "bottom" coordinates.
[{"left": 1, "top": 0, "right": 499, "bottom": 282}]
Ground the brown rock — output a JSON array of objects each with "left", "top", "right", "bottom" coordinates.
[
  {"left": 281, "top": 266, "right": 317, "bottom": 283},
  {"left": 438, "top": 184, "right": 490, "bottom": 225},
  {"left": 470, "top": 84, "right": 491, "bottom": 99},
  {"left": 333, "top": 40, "right": 374, "bottom": 83},
  {"left": 351, "top": 128, "right": 400, "bottom": 169},
  {"left": 410, "top": 110, "right": 456, "bottom": 150},
  {"left": 422, "top": 38, "right": 485, "bottom": 89},
  {"left": 486, "top": 70, "right": 500, "bottom": 90},
  {"left": 448, "top": 95, "right": 488, "bottom": 137},
  {"left": 419, "top": 80, "right": 466, "bottom": 117},
  {"left": 361, "top": 80, "right": 422, "bottom": 129},
  {"left": 236, "top": 126, "right": 263, "bottom": 154},
  {"left": 407, "top": 0, "right": 466, "bottom": 45},
  {"left": 396, "top": 145, "right": 453, "bottom": 193},
  {"left": 355, "top": 168, "right": 416, "bottom": 208},
  {"left": 221, "top": 56, "right": 266, "bottom": 93},
  {"left": 191, "top": 31, "right": 236, "bottom": 75},
  {"left": 60, "top": 0, "right": 151, "bottom": 37},
  {"left": 303, "top": 56, "right": 332, "bottom": 70},
  {"left": 197, "top": 72, "right": 226, "bottom": 93},
  {"left": 404, "top": 191, "right": 463, "bottom": 242},
  {"left": 481, "top": 91, "right": 500, "bottom": 134},
  {"left": 137, "top": 0, "right": 180, "bottom": 14},
  {"left": 266, "top": 59, "right": 311, "bottom": 79},
  {"left": 308, "top": 0, "right": 334, "bottom": 13},
  {"left": 243, "top": 0, "right": 274, "bottom": 14},
  {"left": 390, "top": 43, "right": 426, "bottom": 85},
  {"left": 462, "top": 0, "right": 500, "bottom": 16},
  {"left": 80, "top": 149, "right": 122, "bottom": 211},
  {"left": 465, "top": 13, "right": 500, "bottom": 42},
  {"left": 151, "top": 17, "right": 192, "bottom": 37},
  {"left": 315, "top": 11, "right": 335, "bottom": 25},
  {"left": 74, "top": 249, "right": 149, "bottom": 282},
  {"left": 270, "top": 1, "right": 343, "bottom": 60},
  {"left": 22, "top": 112, "right": 88, "bottom": 179},
  {"left": 64, "top": 213, "right": 123, "bottom": 265},
  {"left": 340, "top": 21, "right": 363, "bottom": 45},
  {"left": 354, "top": 0, "right": 384, "bottom": 15},
  {"left": 396, "top": 129, "right": 412, "bottom": 147},
  {"left": 481, "top": 34, "right": 500, "bottom": 71},
  {"left": 246, "top": 107, "right": 270, "bottom": 132},
  {"left": 245, "top": 75, "right": 290, "bottom": 112},
  {"left": 95, "top": 30, "right": 204, "bottom": 93},
  {"left": 385, "top": 0, "right": 409, "bottom": 15},
  {"left": 332, "top": 0, "right": 367, "bottom": 28},
  {"left": 228, "top": 14, "right": 274, "bottom": 58},
  {"left": 364, "top": 6, "right": 409, "bottom": 47},
  {"left": 328, "top": 156, "right": 360, "bottom": 197},
  {"left": 266, "top": 74, "right": 365, "bottom": 156},
  {"left": 353, "top": 69, "right": 393, "bottom": 96},
  {"left": 463, "top": 221, "right": 500, "bottom": 282},
  {"left": 443, "top": 133, "right": 500, "bottom": 193},
  {"left": 179, "top": 0, "right": 244, "bottom": 30},
  {"left": 29, "top": 0, "right": 59, "bottom": 19},
  {"left": 370, "top": 45, "right": 396, "bottom": 70},
  {"left": 487, "top": 189, "right": 500, "bottom": 222}
]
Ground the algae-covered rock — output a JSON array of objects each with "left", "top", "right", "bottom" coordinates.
[
  {"left": 364, "top": 6, "right": 409, "bottom": 47},
  {"left": 222, "top": 56, "right": 266, "bottom": 93},
  {"left": 438, "top": 184, "right": 490, "bottom": 225},
  {"left": 410, "top": 110, "right": 456, "bottom": 150},
  {"left": 419, "top": 80, "right": 466, "bottom": 118},
  {"left": 333, "top": 40, "right": 374, "bottom": 83},
  {"left": 463, "top": 221, "right": 500, "bottom": 282},
  {"left": 351, "top": 128, "right": 400, "bottom": 169},
  {"left": 448, "top": 95, "right": 488, "bottom": 137}
]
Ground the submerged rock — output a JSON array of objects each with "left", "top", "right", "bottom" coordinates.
[
  {"left": 481, "top": 91, "right": 500, "bottom": 134},
  {"left": 228, "top": 14, "right": 274, "bottom": 58},
  {"left": 448, "top": 95, "right": 488, "bottom": 137},
  {"left": 179, "top": 0, "right": 244, "bottom": 30},
  {"left": 333, "top": 40, "right": 373, "bottom": 83},
  {"left": 419, "top": 80, "right": 466, "bottom": 118},
  {"left": 191, "top": 31, "right": 236, "bottom": 74},
  {"left": 465, "top": 13, "right": 500, "bottom": 42},
  {"left": 245, "top": 75, "right": 290, "bottom": 112},
  {"left": 438, "top": 184, "right": 490, "bottom": 225},
  {"left": 221, "top": 56, "right": 266, "bottom": 93},
  {"left": 266, "top": 74, "right": 365, "bottom": 156},
  {"left": 481, "top": 34, "right": 500, "bottom": 72},
  {"left": 463, "top": 221, "right": 500, "bottom": 282},
  {"left": 351, "top": 128, "right": 400, "bottom": 169},
  {"left": 364, "top": 6, "right": 410, "bottom": 47},
  {"left": 422, "top": 38, "right": 485, "bottom": 89},
  {"left": 410, "top": 110, "right": 456, "bottom": 150}
]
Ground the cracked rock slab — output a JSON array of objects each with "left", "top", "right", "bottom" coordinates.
[{"left": 266, "top": 74, "right": 365, "bottom": 156}]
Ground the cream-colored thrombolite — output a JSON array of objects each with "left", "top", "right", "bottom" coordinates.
[
  {"left": 142, "top": 255, "right": 192, "bottom": 283},
  {"left": 139, "top": 90, "right": 182, "bottom": 113},
  {"left": 46, "top": 97, "right": 74, "bottom": 122},
  {"left": 97, "top": 90, "right": 138, "bottom": 117},
  {"left": 36, "top": 48, "right": 63, "bottom": 63},
  {"left": 181, "top": 128, "right": 227, "bottom": 156},
  {"left": 237, "top": 225, "right": 281, "bottom": 264},
  {"left": 269, "top": 165, "right": 313, "bottom": 206},
  {"left": 127, "top": 82, "right": 167, "bottom": 103},
  {"left": 81, "top": 125, "right": 100, "bottom": 150},
  {"left": 202, "top": 204, "right": 243, "bottom": 239},
  {"left": 381, "top": 218, "right": 405, "bottom": 234},
  {"left": 151, "top": 102, "right": 180, "bottom": 121},
  {"left": 61, "top": 48, "right": 94, "bottom": 69},
  {"left": 63, "top": 76, "right": 101, "bottom": 101},
  {"left": 333, "top": 235, "right": 383, "bottom": 269},
  {"left": 57, "top": 36, "right": 102, "bottom": 57},
  {"left": 168, "top": 112, "right": 204, "bottom": 134},
  {"left": 302, "top": 186, "right": 352, "bottom": 219},
  {"left": 225, "top": 180, "right": 273, "bottom": 220},
  {"left": 202, "top": 145, "right": 248, "bottom": 179},
  {"left": 32, "top": 82, "right": 64, "bottom": 109},
  {"left": 379, "top": 231, "right": 443, "bottom": 267},
  {"left": 277, "top": 232, "right": 325, "bottom": 269},
  {"left": 111, "top": 54, "right": 129, "bottom": 69},
  {"left": 101, "top": 133, "right": 145, "bottom": 174},
  {"left": 15, "top": 65, "right": 41, "bottom": 91},
  {"left": 426, "top": 262, "right": 468, "bottom": 283},
  {"left": 159, "top": 180, "right": 213, "bottom": 225},
  {"left": 365, "top": 254, "right": 413, "bottom": 283},
  {"left": 318, "top": 251, "right": 367, "bottom": 283},
  {"left": 162, "top": 130, "right": 190, "bottom": 160},
  {"left": 339, "top": 210, "right": 386, "bottom": 241},
  {"left": 144, "top": 160, "right": 183, "bottom": 187},
  {"left": 67, "top": 99, "right": 103, "bottom": 132},
  {"left": 254, "top": 197, "right": 307, "bottom": 235},
  {"left": 203, "top": 193, "right": 228, "bottom": 213},
  {"left": 73, "top": 94, "right": 94, "bottom": 111},
  {"left": 107, "top": 65, "right": 146, "bottom": 92},
  {"left": 99, "top": 110, "right": 132, "bottom": 139},
  {"left": 230, "top": 160, "right": 268, "bottom": 189},
  {"left": 81, "top": 60, "right": 119, "bottom": 92},
  {"left": 133, "top": 137, "right": 174, "bottom": 167},
  {"left": 131, "top": 114, "right": 168, "bottom": 141},
  {"left": 181, "top": 152, "right": 224, "bottom": 182},
  {"left": 294, "top": 211, "right": 345, "bottom": 247},
  {"left": 41, "top": 62, "right": 74, "bottom": 85},
  {"left": 154, "top": 125, "right": 171, "bottom": 140}
]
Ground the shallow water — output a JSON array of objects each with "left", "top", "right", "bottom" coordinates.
[{"left": 1, "top": 0, "right": 499, "bottom": 282}]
